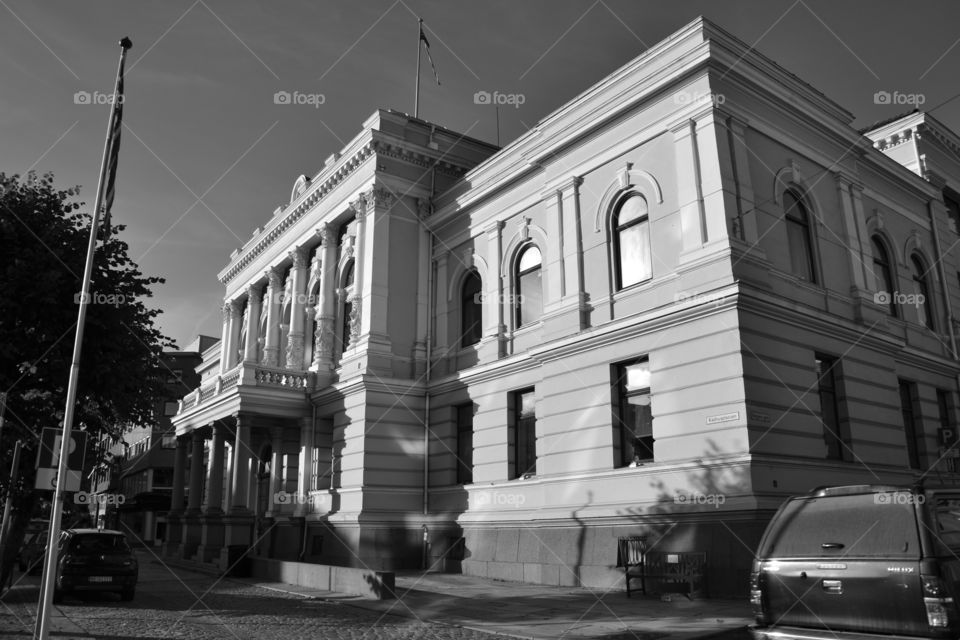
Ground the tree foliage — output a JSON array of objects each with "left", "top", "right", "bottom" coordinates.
[{"left": 0, "top": 171, "right": 173, "bottom": 585}]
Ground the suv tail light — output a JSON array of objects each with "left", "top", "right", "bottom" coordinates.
[
  {"left": 749, "top": 570, "right": 766, "bottom": 624},
  {"left": 922, "top": 575, "right": 954, "bottom": 628}
]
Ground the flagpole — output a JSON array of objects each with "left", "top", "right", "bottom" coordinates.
[
  {"left": 36, "top": 36, "right": 131, "bottom": 640},
  {"left": 415, "top": 17, "right": 423, "bottom": 118}
]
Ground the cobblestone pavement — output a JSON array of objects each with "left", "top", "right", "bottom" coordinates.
[{"left": 0, "top": 555, "right": 511, "bottom": 639}]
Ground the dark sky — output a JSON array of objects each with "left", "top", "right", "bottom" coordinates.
[{"left": 3, "top": 0, "right": 958, "bottom": 347}]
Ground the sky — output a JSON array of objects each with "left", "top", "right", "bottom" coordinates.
[{"left": 3, "top": 0, "right": 960, "bottom": 349}]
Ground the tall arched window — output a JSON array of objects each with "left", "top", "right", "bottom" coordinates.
[
  {"left": 911, "top": 254, "right": 934, "bottom": 330},
  {"left": 614, "top": 194, "right": 652, "bottom": 289},
  {"left": 515, "top": 245, "right": 542, "bottom": 327},
  {"left": 871, "top": 236, "right": 897, "bottom": 317},
  {"left": 340, "top": 261, "right": 355, "bottom": 352},
  {"left": 461, "top": 271, "right": 483, "bottom": 347},
  {"left": 783, "top": 190, "right": 817, "bottom": 283}
]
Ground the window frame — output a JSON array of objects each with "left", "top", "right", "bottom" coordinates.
[
  {"left": 613, "top": 193, "right": 652, "bottom": 291},
  {"left": 898, "top": 379, "right": 923, "bottom": 470},
  {"left": 514, "top": 244, "right": 543, "bottom": 328},
  {"left": 815, "top": 353, "right": 849, "bottom": 461},
  {"left": 612, "top": 357, "right": 654, "bottom": 468},
  {"left": 460, "top": 270, "right": 483, "bottom": 348},
  {"left": 509, "top": 388, "right": 537, "bottom": 479},
  {"left": 871, "top": 236, "right": 898, "bottom": 317},
  {"left": 783, "top": 189, "right": 818, "bottom": 284},
  {"left": 910, "top": 253, "right": 935, "bottom": 330},
  {"left": 456, "top": 403, "right": 474, "bottom": 485}
]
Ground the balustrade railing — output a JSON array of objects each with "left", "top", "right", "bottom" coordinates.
[{"left": 174, "top": 363, "right": 311, "bottom": 415}]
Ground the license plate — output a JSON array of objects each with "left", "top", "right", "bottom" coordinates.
[{"left": 88, "top": 576, "right": 111, "bottom": 583}]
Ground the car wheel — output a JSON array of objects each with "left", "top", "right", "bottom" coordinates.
[{"left": 120, "top": 587, "right": 134, "bottom": 601}]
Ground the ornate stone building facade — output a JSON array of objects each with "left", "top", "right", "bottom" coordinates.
[{"left": 169, "top": 18, "right": 960, "bottom": 595}]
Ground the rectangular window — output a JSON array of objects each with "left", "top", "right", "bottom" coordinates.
[
  {"left": 161, "top": 433, "right": 177, "bottom": 449},
  {"left": 456, "top": 404, "right": 474, "bottom": 484},
  {"left": 815, "top": 354, "right": 847, "bottom": 461},
  {"left": 166, "top": 369, "right": 183, "bottom": 384},
  {"left": 898, "top": 380, "right": 922, "bottom": 470},
  {"left": 163, "top": 401, "right": 179, "bottom": 416},
  {"left": 614, "top": 359, "right": 653, "bottom": 467},
  {"left": 510, "top": 389, "right": 537, "bottom": 479}
]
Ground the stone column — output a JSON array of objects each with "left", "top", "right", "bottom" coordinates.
[
  {"left": 180, "top": 430, "right": 205, "bottom": 559},
  {"left": 226, "top": 300, "right": 242, "bottom": 370},
  {"left": 267, "top": 427, "right": 284, "bottom": 516},
  {"left": 349, "top": 194, "right": 369, "bottom": 346},
  {"left": 162, "top": 435, "right": 189, "bottom": 557},
  {"left": 294, "top": 416, "right": 314, "bottom": 517},
  {"left": 285, "top": 246, "right": 308, "bottom": 369},
  {"left": 218, "top": 303, "right": 231, "bottom": 375},
  {"left": 262, "top": 267, "right": 282, "bottom": 367},
  {"left": 312, "top": 223, "right": 337, "bottom": 378},
  {"left": 230, "top": 416, "right": 252, "bottom": 512},
  {"left": 243, "top": 284, "right": 262, "bottom": 363},
  {"left": 204, "top": 423, "right": 226, "bottom": 515}
]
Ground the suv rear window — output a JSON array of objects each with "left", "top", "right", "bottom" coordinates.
[
  {"left": 761, "top": 492, "right": 921, "bottom": 558},
  {"left": 68, "top": 534, "right": 131, "bottom": 554},
  {"left": 931, "top": 495, "right": 960, "bottom": 551}
]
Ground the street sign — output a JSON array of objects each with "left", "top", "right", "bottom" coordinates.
[{"left": 35, "top": 428, "right": 87, "bottom": 492}]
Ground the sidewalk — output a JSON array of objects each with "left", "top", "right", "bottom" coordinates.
[{"left": 236, "top": 569, "right": 753, "bottom": 639}]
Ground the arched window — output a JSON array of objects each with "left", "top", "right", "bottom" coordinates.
[
  {"left": 783, "top": 190, "right": 817, "bottom": 283},
  {"left": 340, "top": 261, "right": 355, "bottom": 352},
  {"left": 461, "top": 271, "right": 483, "bottom": 347},
  {"left": 515, "top": 245, "right": 542, "bottom": 327},
  {"left": 871, "top": 236, "right": 897, "bottom": 317},
  {"left": 614, "top": 194, "right": 652, "bottom": 289},
  {"left": 910, "top": 254, "right": 934, "bottom": 330}
]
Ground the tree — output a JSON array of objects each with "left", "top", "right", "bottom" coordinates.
[{"left": 0, "top": 171, "right": 173, "bottom": 588}]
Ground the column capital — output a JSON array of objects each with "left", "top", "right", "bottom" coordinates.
[
  {"left": 315, "top": 222, "right": 333, "bottom": 246},
  {"left": 289, "top": 245, "right": 308, "bottom": 269},
  {"left": 191, "top": 429, "right": 205, "bottom": 443},
  {"left": 246, "top": 281, "right": 262, "bottom": 298},
  {"left": 264, "top": 266, "right": 282, "bottom": 289}
]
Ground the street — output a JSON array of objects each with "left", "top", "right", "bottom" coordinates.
[{"left": 0, "top": 551, "right": 510, "bottom": 639}]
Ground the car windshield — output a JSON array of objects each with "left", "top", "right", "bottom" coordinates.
[
  {"left": 761, "top": 492, "right": 921, "bottom": 558},
  {"left": 68, "top": 534, "right": 130, "bottom": 554}
]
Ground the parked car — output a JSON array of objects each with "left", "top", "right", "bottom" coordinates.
[
  {"left": 750, "top": 484, "right": 960, "bottom": 639},
  {"left": 53, "top": 529, "right": 138, "bottom": 602}
]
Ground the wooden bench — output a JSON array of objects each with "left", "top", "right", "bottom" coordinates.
[
  {"left": 617, "top": 537, "right": 707, "bottom": 599},
  {"left": 643, "top": 551, "right": 707, "bottom": 599}
]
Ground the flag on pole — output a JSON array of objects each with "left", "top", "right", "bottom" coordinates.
[
  {"left": 100, "top": 37, "right": 130, "bottom": 244},
  {"left": 420, "top": 23, "right": 440, "bottom": 85}
]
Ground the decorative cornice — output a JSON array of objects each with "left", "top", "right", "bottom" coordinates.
[
  {"left": 219, "top": 141, "right": 377, "bottom": 285},
  {"left": 872, "top": 126, "right": 914, "bottom": 152}
]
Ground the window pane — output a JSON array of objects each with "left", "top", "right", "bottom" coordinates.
[
  {"left": 911, "top": 256, "right": 933, "bottom": 329},
  {"left": 618, "top": 221, "right": 652, "bottom": 288},
  {"left": 456, "top": 404, "right": 473, "bottom": 484},
  {"left": 786, "top": 219, "right": 814, "bottom": 281},
  {"left": 872, "top": 238, "right": 897, "bottom": 316},
  {"left": 624, "top": 362, "right": 650, "bottom": 391},
  {"left": 518, "top": 245, "right": 541, "bottom": 272},
  {"left": 461, "top": 272, "right": 483, "bottom": 347},
  {"left": 518, "top": 268, "right": 542, "bottom": 326},
  {"left": 616, "top": 360, "right": 653, "bottom": 467},
  {"left": 617, "top": 195, "right": 647, "bottom": 226}
]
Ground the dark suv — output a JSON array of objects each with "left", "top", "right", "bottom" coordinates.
[
  {"left": 750, "top": 484, "right": 960, "bottom": 639},
  {"left": 54, "top": 529, "right": 138, "bottom": 602}
]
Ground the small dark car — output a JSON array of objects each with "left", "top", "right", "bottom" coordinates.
[
  {"left": 750, "top": 484, "right": 960, "bottom": 639},
  {"left": 54, "top": 529, "right": 138, "bottom": 602}
]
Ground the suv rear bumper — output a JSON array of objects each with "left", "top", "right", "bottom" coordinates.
[{"left": 751, "top": 626, "right": 956, "bottom": 640}]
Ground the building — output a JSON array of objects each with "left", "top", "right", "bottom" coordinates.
[
  {"left": 91, "top": 337, "right": 211, "bottom": 544},
  {"left": 169, "top": 17, "right": 960, "bottom": 595}
]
